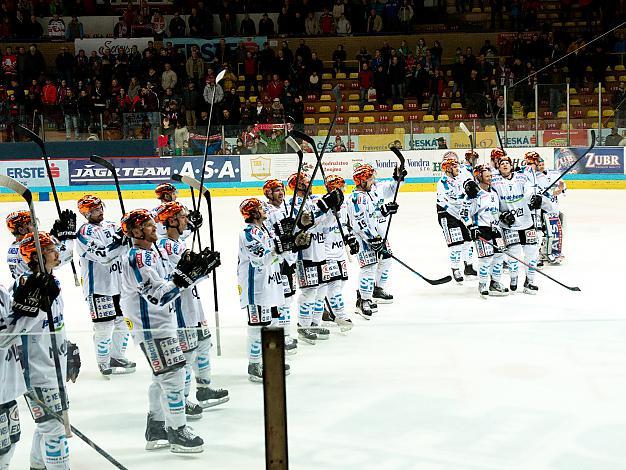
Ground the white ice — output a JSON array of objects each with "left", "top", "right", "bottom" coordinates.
[{"left": 2, "top": 189, "right": 626, "bottom": 470}]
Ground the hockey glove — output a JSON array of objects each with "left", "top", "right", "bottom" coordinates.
[
  {"left": 529, "top": 194, "right": 543, "bottom": 210},
  {"left": 274, "top": 235, "right": 294, "bottom": 254},
  {"left": 187, "top": 210, "right": 203, "bottom": 232},
  {"left": 378, "top": 245, "right": 392, "bottom": 259},
  {"left": 12, "top": 273, "right": 60, "bottom": 317},
  {"left": 380, "top": 202, "right": 399, "bottom": 217},
  {"left": 499, "top": 210, "right": 516, "bottom": 226},
  {"left": 292, "top": 231, "right": 312, "bottom": 252},
  {"left": 274, "top": 217, "right": 296, "bottom": 238},
  {"left": 66, "top": 341, "right": 81, "bottom": 383},
  {"left": 393, "top": 166, "right": 408, "bottom": 182},
  {"left": 297, "top": 211, "right": 314, "bottom": 230},
  {"left": 344, "top": 234, "right": 359, "bottom": 255},
  {"left": 50, "top": 209, "right": 77, "bottom": 240},
  {"left": 368, "top": 235, "right": 384, "bottom": 252},
  {"left": 198, "top": 248, "right": 221, "bottom": 275},
  {"left": 469, "top": 225, "right": 480, "bottom": 241},
  {"left": 317, "top": 189, "right": 344, "bottom": 213},
  {"left": 172, "top": 251, "right": 206, "bottom": 288},
  {"left": 464, "top": 180, "right": 480, "bottom": 199}
]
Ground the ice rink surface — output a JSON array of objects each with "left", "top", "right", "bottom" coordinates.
[{"left": 2, "top": 189, "right": 626, "bottom": 470}]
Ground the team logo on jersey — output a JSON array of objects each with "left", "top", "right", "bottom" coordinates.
[
  {"left": 124, "top": 318, "right": 133, "bottom": 330},
  {"left": 237, "top": 284, "right": 242, "bottom": 296},
  {"left": 250, "top": 156, "right": 271, "bottom": 180},
  {"left": 135, "top": 252, "right": 144, "bottom": 268}
]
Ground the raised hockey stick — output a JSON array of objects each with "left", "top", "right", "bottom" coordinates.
[
  {"left": 0, "top": 175, "right": 71, "bottom": 437},
  {"left": 478, "top": 236, "right": 581, "bottom": 291},
  {"left": 171, "top": 174, "right": 222, "bottom": 356},
  {"left": 390, "top": 254, "right": 452, "bottom": 285},
  {"left": 90, "top": 155, "right": 126, "bottom": 214},
  {"left": 14, "top": 123, "right": 80, "bottom": 286},
  {"left": 381, "top": 146, "right": 405, "bottom": 247},
  {"left": 285, "top": 135, "right": 305, "bottom": 219},
  {"left": 542, "top": 130, "right": 597, "bottom": 195},
  {"left": 459, "top": 122, "right": 478, "bottom": 170}
]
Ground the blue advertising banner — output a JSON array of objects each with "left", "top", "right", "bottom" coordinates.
[
  {"left": 171, "top": 156, "right": 241, "bottom": 183},
  {"left": 554, "top": 147, "right": 625, "bottom": 174},
  {"left": 168, "top": 37, "right": 267, "bottom": 61}
]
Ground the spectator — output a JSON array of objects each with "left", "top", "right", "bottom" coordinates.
[
  {"left": 549, "top": 65, "right": 564, "bottom": 117},
  {"left": 233, "top": 137, "right": 251, "bottom": 154},
  {"left": 332, "top": 45, "right": 347, "bottom": 73},
  {"left": 55, "top": 47, "right": 75, "bottom": 84},
  {"left": 384, "top": 0, "right": 400, "bottom": 31},
  {"left": 308, "top": 52, "right": 324, "bottom": 76},
  {"left": 398, "top": 0, "right": 414, "bottom": 32},
  {"left": 25, "top": 16, "right": 43, "bottom": 40},
  {"left": 182, "top": 81, "right": 201, "bottom": 128},
  {"left": 174, "top": 121, "right": 189, "bottom": 153},
  {"left": 356, "top": 47, "right": 372, "bottom": 65},
  {"left": 366, "top": 9, "right": 383, "bottom": 34},
  {"left": 373, "top": 64, "right": 388, "bottom": 104},
  {"left": 258, "top": 13, "right": 275, "bottom": 36},
  {"left": 188, "top": 8, "right": 202, "bottom": 37},
  {"left": 436, "top": 137, "right": 447, "bottom": 149},
  {"left": 151, "top": 11, "right": 166, "bottom": 40},
  {"left": 259, "top": 42, "right": 275, "bottom": 79},
  {"left": 77, "top": 89, "right": 92, "bottom": 133},
  {"left": 160, "top": 63, "right": 177, "bottom": 93},
  {"left": 336, "top": 14, "right": 351, "bottom": 35},
  {"left": 203, "top": 75, "right": 224, "bottom": 107},
  {"left": 296, "top": 39, "right": 312, "bottom": 63},
  {"left": 169, "top": 11, "right": 186, "bottom": 37},
  {"left": 605, "top": 127, "right": 622, "bottom": 146},
  {"left": 285, "top": 95, "right": 304, "bottom": 123},
  {"left": 618, "top": 131, "right": 626, "bottom": 146},
  {"left": 305, "top": 12, "right": 320, "bottom": 35},
  {"left": 358, "top": 62, "right": 374, "bottom": 106},
  {"left": 66, "top": 16, "right": 84, "bottom": 40},
  {"left": 451, "top": 54, "right": 467, "bottom": 100},
  {"left": 260, "top": 129, "right": 285, "bottom": 153},
  {"left": 185, "top": 49, "right": 205, "bottom": 85},
  {"left": 428, "top": 68, "right": 444, "bottom": 117},
  {"left": 431, "top": 40, "right": 443, "bottom": 69},
  {"left": 48, "top": 14, "right": 65, "bottom": 40},
  {"left": 128, "top": 76, "right": 141, "bottom": 100},
  {"left": 221, "top": 65, "right": 237, "bottom": 92},
  {"left": 243, "top": 51, "right": 259, "bottom": 97},
  {"left": 2, "top": 47, "right": 17, "bottom": 83},
  {"left": 270, "top": 98, "right": 284, "bottom": 121},
  {"left": 267, "top": 73, "right": 285, "bottom": 100},
  {"left": 415, "top": 38, "right": 427, "bottom": 58},
  {"left": 308, "top": 71, "right": 321, "bottom": 93},
  {"left": 223, "top": 87, "right": 241, "bottom": 121},
  {"left": 251, "top": 134, "right": 268, "bottom": 153},
  {"left": 319, "top": 7, "right": 334, "bottom": 34},
  {"left": 240, "top": 13, "right": 256, "bottom": 35},
  {"left": 389, "top": 56, "right": 406, "bottom": 103},
  {"left": 113, "top": 16, "right": 128, "bottom": 38},
  {"left": 214, "top": 38, "right": 232, "bottom": 66}
]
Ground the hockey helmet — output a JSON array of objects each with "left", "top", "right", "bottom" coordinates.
[
  {"left": 6, "top": 211, "right": 32, "bottom": 234},
  {"left": 262, "top": 179, "right": 284, "bottom": 195},
  {"left": 465, "top": 150, "right": 479, "bottom": 161},
  {"left": 77, "top": 195, "right": 103, "bottom": 216},
  {"left": 155, "top": 183, "right": 178, "bottom": 200},
  {"left": 287, "top": 172, "right": 310, "bottom": 191},
  {"left": 524, "top": 151, "right": 541, "bottom": 165},
  {"left": 353, "top": 164, "right": 375, "bottom": 186},
  {"left": 473, "top": 164, "right": 489, "bottom": 180},
  {"left": 491, "top": 148, "right": 506, "bottom": 163},
  {"left": 154, "top": 202, "right": 187, "bottom": 224},
  {"left": 239, "top": 198, "right": 263, "bottom": 220},
  {"left": 19, "top": 231, "right": 57, "bottom": 263},
  {"left": 498, "top": 155, "right": 513, "bottom": 167},
  {"left": 325, "top": 175, "right": 345, "bottom": 191},
  {"left": 441, "top": 156, "right": 458, "bottom": 173},
  {"left": 121, "top": 209, "right": 153, "bottom": 236}
]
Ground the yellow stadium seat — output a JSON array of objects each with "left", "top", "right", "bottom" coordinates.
[
  {"left": 423, "top": 114, "right": 435, "bottom": 122},
  {"left": 349, "top": 72, "right": 359, "bottom": 79},
  {"left": 363, "top": 116, "right": 375, "bottom": 123},
  {"left": 250, "top": 96, "right": 257, "bottom": 103},
  {"left": 448, "top": 80, "right": 455, "bottom": 87},
  {"left": 439, "top": 126, "right": 451, "bottom": 133},
  {"left": 348, "top": 105, "right": 360, "bottom": 112},
  {"left": 393, "top": 115, "right": 405, "bottom": 122},
  {"left": 256, "top": 74, "right": 263, "bottom": 81},
  {"left": 318, "top": 129, "right": 329, "bottom": 136},
  {"left": 437, "top": 114, "right": 449, "bottom": 121},
  {"left": 606, "top": 66, "right": 613, "bottom": 72},
  {"left": 471, "top": 7, "right": 481, "bottom": 12},
  {"left": 513, "top": 101, "right": 521, "bottom": 107},
  {"left": 348, "top": 94, "right": 360, "bottom": 101},
  {"left": 560, "top": 123, "right": 573, "bottom": 130},
  {"left": 608, "top": 121, "right": 616, "bottom": 128},
  {"left": 620, "top": 75, "right": 626, "bottom": 82},
  {"left": 304, "top": 117, "right": 316, "bottom": 125},
  {"left": 322, "top": 83, "right": 332, "bottom": 90},
  {"left": 527, "top": 112, "right": 536, "bottom": 119},
  {"left": 336, "top": 72, "right": 347, "bottom": 79},
  {"left": 569, "top": 99, "right": 581, "bottom": 106},
  {"left": 606, "top": 76, "right": 616, "bottom": 82},
  {"left": 394, "top": 127, "right": 405, "bottom": 134},
  {"left": 318, "top": 117, "right": 331, "bottom": 124},
  {"left": 319, "top": 105, "right": 331, "bottom": 113},
  {"left": 423, "top": 126, "right": 436, "bottom": 133},
  {"left": 557, "top": 111, "right": 567, "bottom": 119},
  {"left": 363, "top": 104, "right": 375, "bottom": 111},
  {"left": 569, "top": 88, "right": 577, "bottom": 94},
  {"left": 591, "top": 122, "right": 599, "bottom": 128},
  {"left": 586, "top": 110, "right": 599, "bottom": 118},
  {"left": 320, "top": 94, "right": 331, "bottom": 101},
  {"left": 451, "top": 102, "right": 462, "bottom": 109},
  {"left": 348, "top": 116, "right": 360, "bottom": 124},
  {"left": 484, "top": 125, "right": 496, "bottom": 132},
  {"left": 392, "top": 104, "right": 404, "bottom": 111},
  {"left": 239, "top": 96, "right": 245, "bottom": 103},
  {"left": 593, "top": 87, "right": 606, "bottom": 93},
  {"left": 615, "top": 65, "right": 626, "bottom": 71},
  {"left": 237, "top": 85, "right": 245, "bottom": 92},
  {"left": 322, "top": 73, "right": 333, "bottom": 80},
  {"left": 602, "top": 109, "right": 615, "bottom": 117},
  {"left": 238, "top": 75, "right": 245, "bottom": 81}
]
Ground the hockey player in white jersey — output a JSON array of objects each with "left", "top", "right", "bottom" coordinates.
[
  {"left": 288, "top": 172, "right": 343, "bottom": 342},
  {"left": 436, "top": 155, "right": 473, "bottom": 283},
  {"left": 347, "top": 163, "right": 403, "bottom": 318},
  {"left": 154, "top": 202, "right": 229, "bottom": 417},
  {"left": 76, "top": 195, "right": 135, "bottom": 377},
  {"left": 491, "top": 155, "right": 543, "bottom": 294},
  {"left": 120, "top": 209, "right": 219, "bottom": 453},
  {"left": 467, "top": 165, "right": 509, "bottom": 297},
  {"left": 262, "top": 179, "right": 298, "bottom": 354},
  {"left": 237, "top": 198, "right": 311, "bottom": 381},
  {"left": 457, "top": 150, "right": 479, "bottom": 277},
  {"left": 534, "top": 155, "right": 566, "bottom": 265},
  {"left": 153, "top": 183, "right": 203, "bottom": 239}
]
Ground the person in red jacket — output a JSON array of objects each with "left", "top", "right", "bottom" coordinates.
[
  {"left": 358, "top": 62, "right": 374, "bottom": 107},
  {"left": 243, "top": 51, "right": 259, "bottom": 98},
  {"left": 266, "top": 73, "right": 284, "bottom": 101}
]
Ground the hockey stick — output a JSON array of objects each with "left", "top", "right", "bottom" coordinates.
[
  {"left": 90, "top": 155, "right": 126, "bottom": 214},
  {"left": 285, "top": 135, "right": 305, "bottom": 219},
  {"left": 542, "top": 130, "right": 597, "bottom": 195},
  {"left": 14, "top": 123, "right": 80, "bottom": 287},
  {"left": 459, "top": 122, "right": 478, "bottom": 170},
  {"left": 390, "top": 254, "right": 452, "bottom": 285},
  {"left": 478, "top": 236, "right": 581, "bottom": 291},
  {"left": 24, "top": 392, "right": 128, "bottom": 469},
  {"left": 381, "top": 146, "right": 405, "bottom": 247},
  {"left": 171, "top": 174, "right": 222, "bottom": 356},
  {"left": 0, "top": 175, "right": 72, "bottom": 437}
]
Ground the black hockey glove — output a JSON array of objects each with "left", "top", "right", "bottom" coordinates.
[
  {"left": 66, "top": 341, "right": 81, "bottom": 383},
  {"left": 198, "top": 248, "right": 221, "bottom": 275},
  {"left": 368, "top": 235, "right": 384, "bottom": 252},
  {"left": 464, "top": 180, "right": 480, "bottom": 199},
  {"left": 393, "top": 166, "right": 407, "bottom": 182},
  {"left": 499, "top": 210, "right": 515, "bottom": 226},
  {"left": 529, "top": 194, "right": 542, "bottom": 210},
  {"left": 297, "top": 211, "right": 314, "bottom": 230},
  {"left": 469, "top": 225, "right": 480, "bottom": 241},
  {"left": 380, "top": 202, "right": 399, "bottom": 217},
  {"left": 317, "top": 189, "right": 344, "bottom": 213},
  {"left": 292, "top": 231, "right": 312, "bottom": 252},
  {"left": 172, "top": 250, "right": 206, "bottom": 288},
  {"left": 274, "top": 234, "right": 294, "bottom": 254},
  {"left": 12, "top": 273, "right": 60, "bottom": 317},
  {"left": 187, "top": 210, "right": 203, "bottom": 232},
  {"left": 344, "top": 234, "right": 359, "bottom": 255},
  {"left": 378, "top": 245, "right": 392, "bottom": 259},
  {"left": 274, "top": 216, "right": 296, "bottom": 238},
  {"left": 112, "top": 227, "right": 132, "bottom": 248},
  {"left": 50, "top": 209, "right": 77, "bottom": 240}
]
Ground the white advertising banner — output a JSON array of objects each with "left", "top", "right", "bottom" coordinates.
[{"left": 74, "top": 38, "right": 155, "bottom": 55}]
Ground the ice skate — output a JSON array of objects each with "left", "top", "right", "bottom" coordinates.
[
  {"left": 297, "top": 325, "right": 317, "bottom": 345},
  {"left": 464, "top": 262, "right": 478, "bottom": 278},
  {"left": 489, "top": 280, "right": 509, "bottom": 296},
  {"left": 479, "top": 282, "right": 489, "bottom": 298},
  {"left": 355, "top": 298, "right": 373, "bottom": 320},
  {"left": 285, "top": 336, "right": 298, "bottom": 355},
  {"left": 167, "top": 425, "right": 204, "bottom": 454},
  {"left": 310, "top": 323, "right": 330, "bottom": 340},
  {"left": 322, "top": 305, "right": 336, "bottom": 327},
  {"left": 335, "top": 317, "right": 353, "bottom": 332},
  {"left": 145, "top": 413, "right": 169, "bottom": 450},
  {"left": 373, "top": 286, "right": 393, "bottom": 304},
  {"left": 98, "top": 362, "right": 112, "bottom": 379},
  {"left": 110, "top": 357, "right": 136, "bottom": 374},
  {"left": 452, "top": 268, "right": 464, "bottom": 284},
  {"left": 357, "top": 290, "right": 377, "bottom": 313},
  {"left": 510, "top": 277, "right": 518, "bottom": 292},
  {"left": 523, "top": 279, "right": 538, "bottom": 295},
  {"left": 185, "top": 400, "right": 203, "bottom": 420},
  {"left": 248, "top": 363, "right": 263, "bottom": 382},
  {"left": 196, "top": 386, "right": 230, "bottom": 409}
]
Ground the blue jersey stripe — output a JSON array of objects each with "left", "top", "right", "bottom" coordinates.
[
  {"left": 140, "top": 297, "right": 151, "bottom": 341},
  {"left": 88, "top": 260, "right": 94, "bottom": 295},
  {"left": 21, "top": 335, "right": 30, "bottom": 389},
  {"left": 247, "top": 264, "right": 255, "bottom": 305},
  {"left": 175, "top": 298, "right": 185, "bottom": 327}
]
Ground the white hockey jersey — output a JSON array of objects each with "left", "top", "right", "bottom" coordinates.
[
  {"left": 535, "top": 170, "right": 566, "bottom": 213},
  {"left": 76, "top": 221, "right": 125, "bottom": 298},
  {"left": 0, "top": 286, "right": 29, "bottom": 404},
  {"left": 459, "top": 163, "right": 474, "bottom": 186},
  {"left": 436, "top": 174, "right": 469, "bottom": 222},
  {"left": 237, "top": 223, "right": 284, "bottom": 308},
  {"left": 469, "top": 187, "right": 501, "bottom": 229},
  {"left": 120, "top": 246, "right": 181, "bottom": 342},
  {"left": 324, "top": 201, "right": 349, "bottom": 261},
  {"left": 289, "top": 195, "right": 333, "bottom": 263},
  {"left": 491, "top": 171, "right": 535, "bottom": 230},
  {"left": 8, "top": 239, "right": 74, "bottom": 280},
  {"left": 348, "top": 180, "right": 397, "bottom": 242},
  {"left": 151, "top": 205, "right": 193, "bottom": 240},
  {"left": 263, "top": 201, "right": 297, "bottom": 266}
]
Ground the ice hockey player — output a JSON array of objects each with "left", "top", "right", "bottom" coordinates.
[
  {"left": 348, "top": 163, "right": 405, "bottom": 318},
  {"left": 490, "top": 148, "right": 506, "bottom": 173},
  {"left": 436, "top": 155, "right": 473, "bottom": 283},
  {"left": 237, "top": 198, "right": 311, "bottom": 381},
  {"left": 261, "top": 179, "right": 298, "bottom": 354},
  {"left": 154, "top": 202, "right": 229, "bottom": 418},
  {"left": 76, "top": 195, "right": 135, "bottom": 377},
  {"left": 456, "top": 150, "right": 479, "bottom": 277},
  {"left": 466, "top": 165, "right": 509, "bottom": 297},
  {"left": 288, "top": 172, "right": 343, "bottom": 343},
  {"left": 536, "top": 156, "right": 566, "bottom": 265},
  {"left": 320, "top": 175, "right": 358, "bottom": 332},
  {"left": 153, "top": 183, "right": 203, "bottom": 239},
  {"left": 16, "top": 231, "right": 81, "bottom": 470},
  {"left": 120, "top": 209, "right": 219, "bottom": 453},
  {"left": 491, "top": 155, "right": 542, "bottom": 294}
]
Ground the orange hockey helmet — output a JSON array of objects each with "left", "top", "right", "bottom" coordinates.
[
  {"left": 353, "top": 164, "right": 375, "bottom": 186},
  {"left": 287, "top": 172, "right": 310, "bottom": 191},
  {"left": 77, "top": 195, "right": 103, "bottom": 216},
  {"left": 121, "top": 209, "right": 153, "bottom": 236},
  {"left": 325, "top": 175, "right": 345, "bottom": 191},
  {"left": 6, "top": 211, "right": 32, "bottom": 234},
  {"left": 155, "top": 183, "right": 177, "bottom": 200},
  {"left": 473, "top": 164, "right": 489, "bottom": 180},
  {"left": 491, "top": 148, "right": 506, "bottom": 164},
  {"left": 524, "top": 151, "right": 541, "bottom": 165},
  {"left": 441, "top": 156, "right": 458, "bottom": 173},
  {"left": 262, "top": 179, "right": 284, "bottom": 195},
  {"left": 239, "top": 198, "right": 263, "bottom": 220},
  {"left": 19, "top": 231, "right": 56, "bottom": 264},
  {"left": 154, "top": 202, "right": 187, "bottom": 224}
]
